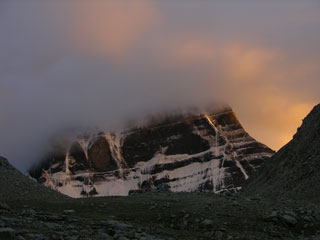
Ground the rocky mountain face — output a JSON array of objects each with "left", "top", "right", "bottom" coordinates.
[
  {"left": 2, "top": 105, "right": 320, "bottom": 240},
  {"left": 29, "top": 107, "right": 274, "bottom": 198},
  {"left": 244, "top": 104, "right": 320, "bottom": 203}
]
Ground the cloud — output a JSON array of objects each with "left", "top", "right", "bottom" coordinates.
[
  {"left": 0, "top": 0, "right": 319, "bottom": 171},
  {"left": 64, "top": 0, "right": 160, "bottom": 61},
  {"left": 159, "top": 36, "right": 319, "bottom": 150}
]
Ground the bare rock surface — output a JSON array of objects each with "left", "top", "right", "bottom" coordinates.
[
  {"left": 0, "top": 192, "right": 319, "bottom": 240},
  {"left": 29, "top": 107, "right": 274, "bottom": 198}
]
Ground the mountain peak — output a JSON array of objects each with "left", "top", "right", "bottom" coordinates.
[{"left": 29, "top": 108, "right": 274, "bottom": 198}]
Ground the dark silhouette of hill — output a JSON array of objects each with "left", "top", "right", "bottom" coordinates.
[
  {"left": 244, "top": 104, "right": 320, "bottom": 204},
  {"left": 0, "top": 156, "right": 67, "bottom": 201}
]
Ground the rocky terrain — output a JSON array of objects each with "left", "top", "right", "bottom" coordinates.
[
  {"left": 29, "top": 107, "right": 274, "bottom": 198},
  {"left": 0, "top": 156, "right": 66, "bottom": 202},
  {"left": 1, "top": 190, "right": 320, "bottom": 240},
  {"left": 244, "top": 104, "right": 320, "bottom": 203}
]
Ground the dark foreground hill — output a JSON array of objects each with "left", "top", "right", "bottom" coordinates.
[
  {"left": 244, "top": 104, "right": 320, "bottom": 204},
  {"left": 0, "top": 156, "right": 67, "bottom": 202}
]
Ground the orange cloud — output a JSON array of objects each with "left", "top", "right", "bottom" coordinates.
[
  {"left": 39, "top": 1, "right": 320, "bottom": 151},
  {"left": 150, "top": 35, "right": 318, "bottom": 150},
  {"left": 169, "top": 39, "right": 216, "bottom": 65},
  {"left": 247, "top": 98, "right": 314, "bottom": 150},
  {"left": 223, "top": 45, "right": 282, "bottom": 83},
  {"left": 226, "top": 82, "right": 316, "bottom": 150},
  {"left": 65, "top": 0, "right": 160, "bottom": 61}
]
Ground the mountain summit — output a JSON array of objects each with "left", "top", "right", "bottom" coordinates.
[{"left": 29, "top": 107, "right": 274, "bottom": 197}]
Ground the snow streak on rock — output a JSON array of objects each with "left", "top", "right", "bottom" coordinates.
[{"left": 30, "top": 108, "right": 274, "bottom": 197}]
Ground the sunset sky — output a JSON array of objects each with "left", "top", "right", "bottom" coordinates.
[{"left": 0, "top": 1, "right": 319, "bottom": 170}]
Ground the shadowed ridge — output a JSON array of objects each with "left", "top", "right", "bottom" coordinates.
[
  {"left": 243, "top": 104, "right": 320, "bottom": 204},
  {"left": 0, "top": 156, "right": 68, "bottom": 201}
]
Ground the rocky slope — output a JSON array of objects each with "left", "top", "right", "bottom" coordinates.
[
  {"left": 0, "top": 156, "right": 66, "bottom": 202},
  {"left": 1, "top": 192, "right": 320, "bottom": 240},
  {"left": 29, "top": 107, "right": 274, "bottom": 198},
  {"left": 244, "top": 104, "right": 320, "bottom": 203}
]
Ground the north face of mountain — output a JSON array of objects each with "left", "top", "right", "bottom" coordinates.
[{"left": 29, "top": 107, "right": 274, "bottom": 197}]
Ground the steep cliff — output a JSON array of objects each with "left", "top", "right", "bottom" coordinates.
[{"left": 29, "top": 108, "right": 274, "bottom": 197}]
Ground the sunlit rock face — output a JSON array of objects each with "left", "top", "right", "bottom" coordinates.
[{"left": 29, "top": 107, "right": 274, "bottom": 198}]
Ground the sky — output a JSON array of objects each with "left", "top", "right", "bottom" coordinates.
[{"left": 0, "top": 0, "right": 319, "bottom": 171}]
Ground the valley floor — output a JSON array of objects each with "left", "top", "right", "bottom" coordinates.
[{"left": 1, "top": 192, "right": 320, "bottom": 240}]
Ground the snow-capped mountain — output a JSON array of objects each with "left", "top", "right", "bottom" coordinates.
[{"left": 29, "top": 107, "right": 274, "bottom": 198}]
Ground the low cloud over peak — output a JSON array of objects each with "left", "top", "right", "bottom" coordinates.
[{"left": 0, "top": 0, "right": 319, "bottom": 171}]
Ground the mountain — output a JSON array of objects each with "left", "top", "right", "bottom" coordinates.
[
  {"left": 0, "top": 156, "right": 66, "bottom": 201},
  {"left": 29, "top": 107, "right": 274, "bottom": 198},
  {"left": 244, "top": 104, "right": 320, "bottom": 203}
]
